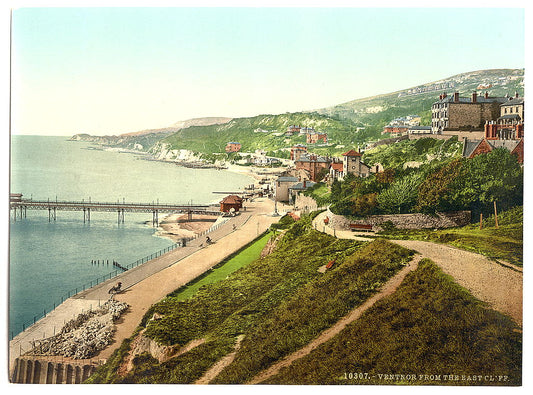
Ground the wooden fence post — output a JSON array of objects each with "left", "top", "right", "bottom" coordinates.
[{"left": 494, "top": 201, "right": 499, "bottom": 229}]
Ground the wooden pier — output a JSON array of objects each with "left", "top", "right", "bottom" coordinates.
[{"left": 9, "top": 196, "right": 220, "bottom": 225}]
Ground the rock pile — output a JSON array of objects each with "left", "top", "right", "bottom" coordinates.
[{"left": 29, "top": 299, "right": 129, "bottom": 359}]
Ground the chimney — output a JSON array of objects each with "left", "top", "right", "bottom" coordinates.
[
  {"left": 454, "top": 92, "right": 459, "bottom": 102},
  {"left": 485, "top": 91, "right": 489, "bottom": 99},
  {"left": 472, "top": 91, "right": 477, "bottom": 103}
]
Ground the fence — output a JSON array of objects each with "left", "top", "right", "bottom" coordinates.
[{"left": 11, "top": 216, "right": 230, "bottom": 340}]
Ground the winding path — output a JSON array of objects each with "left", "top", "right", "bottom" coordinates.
[
  {"left": 248, "top": 254, "right": 423, "bottom": 384},
  {"left": 312, "top": 212, "right": 523, "bottom": 326}
]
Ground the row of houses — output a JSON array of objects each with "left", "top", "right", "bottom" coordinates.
[
  {"left": 431, "top": 91, "right": 524, "bottom": 163},
  {"left": 275, "top": 149, "right": 378, "bottom": 202}
]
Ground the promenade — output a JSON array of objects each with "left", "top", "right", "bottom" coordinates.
[{"left": 9, "top": 197, "right": 285, "bottom": 372}]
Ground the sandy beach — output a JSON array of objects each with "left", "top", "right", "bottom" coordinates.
[{"left": 156, "top": 213, "right": 219, "bottom": 241}]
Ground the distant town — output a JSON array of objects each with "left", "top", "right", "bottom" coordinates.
[{"left": 221, "top": 90, "right": 523, "bottom": 205}]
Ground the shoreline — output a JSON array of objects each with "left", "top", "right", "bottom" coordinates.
[{"left": 153, "top": 213, "right": 220, "bottom": 242}]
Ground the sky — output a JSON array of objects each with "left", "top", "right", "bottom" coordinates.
[{"left": 10, "top": 5, "right": 526, "bottom": 136}]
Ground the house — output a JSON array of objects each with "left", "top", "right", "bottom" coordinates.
[
  {"left": 328, "top": 162, "right": 344, "bottom": 181},
  {"left": 382, "top": 125, "right": 409, "bottom": 136},
  {"left": 290, "top": 144, "right": 308, "bottom": 161},
  {"left": 431, "top": 91, "right": 508, "bottom": 134},
  {"left": 220, "top": 195, "right": 243, "bottom": 212},
  {"left": 462, "top": 138, "right": 523, "bottom": 164},
  {"left": 294, "top": 154, "right": 331, "bottom": 182},
  {"left": 287, "top": 125, "right": 301, "bottom": 135},
  {"left": 484, "top": 93, "right": 524, "bottom": 140},
  {"left": 306, "top": 131, "right": 327, "bottom": 144},
  {"left": 225, "top": 142, "right": 242, "bottom": 153},
  {"left": 343, "top": 149, "right": 370, "bottom": 178},
  {"left": 274, "top": 176, "right": 300, "bottom": 202}
]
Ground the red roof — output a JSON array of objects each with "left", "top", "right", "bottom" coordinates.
[
  {"left": 331, "top": 162, "right": 343, "bottom": 172},
  {"left": 220, "top": 195, "right": 243, "bottom": 204},
  {"left": 342, "top": 149, "right": 362, "bottom": 157},
  {"left": 287, "top": 212, "right": 300, "bottom": 221}
]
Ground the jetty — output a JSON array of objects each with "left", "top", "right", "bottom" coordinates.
[{"left": 9, "top": 195, "right": 219, "bottom": 225}]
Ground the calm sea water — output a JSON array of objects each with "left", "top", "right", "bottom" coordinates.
[{"left": 9, "top": 136, "right": 253, "bottom": 337}]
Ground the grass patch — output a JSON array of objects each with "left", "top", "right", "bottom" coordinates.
[
  {"left": 380, "top": 207, "right": 523, "bottom": 266},
  {"left": 265, "top": 259, "right": 522, "bottom": 386},
  {"left": 172, "top": 231, "right": 273, "bottom": 301}
]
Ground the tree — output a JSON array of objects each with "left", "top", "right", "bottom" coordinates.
[
  {"left": 416, "top": 159, "right": 463, "bottom": 213},
  {"left": 350, "top": 193, "right": 378, "bottom": 216},
  {"left": 377, "top": 173, "right": 424, "bottom": 214},
  {"left": 446, "top": 148, "right": 523, "bottom": 213}
]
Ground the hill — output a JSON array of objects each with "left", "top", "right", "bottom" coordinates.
[
  {"left": 71, "top": 68, "right": 524, "bottom": 156},
  {"left": 156, "top": 112, "right": 355, "bottom": 156},
  {"left": 86, "top": 215, "right": 521, "bottom": 385},
  {"left": 69, "top": 117, "right": 233, "bottom": 151},
  {"left": 317, "top": 68, "right": 524, "bottom": 127},
  {"left": 157, "top": 68, "right": 523, "bottom": 156}
]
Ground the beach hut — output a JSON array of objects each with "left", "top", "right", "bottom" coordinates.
[{"left": 220, "top": 195, "right": 243, "bottom": 213}]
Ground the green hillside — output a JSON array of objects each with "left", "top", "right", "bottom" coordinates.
[
  {"left": 318, "top": 68, "right": 524, "bottom": 126},
  {"left": 158, "top": 112, "right": 356, "bottom": 155},
  {"left": 157, "top": 68, "right": 523, "bottom": 157}
]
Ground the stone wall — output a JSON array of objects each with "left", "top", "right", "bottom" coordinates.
[
  {"left": 325, "top": 208, "right": 471, "bottom": 231},
  {"left": 294, "top": 194, "right": 320, "bottom": 212}
]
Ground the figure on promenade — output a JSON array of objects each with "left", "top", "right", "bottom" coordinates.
[{"left": 108, "top": 282, "right": 122, "bottom": 299}]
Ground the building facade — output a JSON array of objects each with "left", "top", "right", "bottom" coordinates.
[
  {"left": 295, "top": 154, "right": 331, "bottom": 182},
  {"left": 484, "top": 94, "right": 524, "bottom": 140},
  {"left": 342, "top": 149, "right": 370, "bottom": 178},
  {"left": 225, "top": 142, "right": 242, "bottom": 153},
  {"left": 290, "top": 144, "right": 308, "bottom": 161},
  {"left": 306, "top": 131, "right": 328, "bottom": 144},
  {"left": 431, "top": 91, "right": 507, "bottom": 134},
  {"left": 274, "top": 176, "right": 300, "bottom": 202}
]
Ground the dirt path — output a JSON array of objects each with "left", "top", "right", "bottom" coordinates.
[
  {"left": 248, "top": 255, "right": 423, "bottom": 384},
  {"left": 392, "top": 240, "right": 523, "bottom": 326},
  {"left": 195, "top": 335, "right": 245, "bottom": 384}
]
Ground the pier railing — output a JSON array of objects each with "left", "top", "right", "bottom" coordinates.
[{"left": 10, "top": 216, "right": 229, "bottom": 340}]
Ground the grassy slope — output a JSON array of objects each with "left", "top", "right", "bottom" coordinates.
[
  {"left": 172, "top": 231, "right": 273, "bottom": 301},
  {"left": 212, "top": 239, "right": 412, "bottom": 384},
  {"left": 88, "top": 215, "right": 415, "bottom": 384},
  {"left": 160, "top": 112, "right": 356, "bottom": 155},
  {"left": 87, "top": 215, "right": 365, "bottom": 383},
  {"left": 265, "top": 259, "right": 522, "bottom": 386},
  {"left": 381, "top": 206, "right": 523, "bottom": 266}
]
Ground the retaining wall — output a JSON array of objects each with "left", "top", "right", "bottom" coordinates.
[
  {"left": 325, "top": 209, "right": 471, "bottom": 231},
  {"left": 10, "top": 357, "right": 101, "bottom": 384}
]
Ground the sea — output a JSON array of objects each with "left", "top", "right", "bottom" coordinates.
[{"left": 9, "top": 135, "right": 254, "bottom": 338}]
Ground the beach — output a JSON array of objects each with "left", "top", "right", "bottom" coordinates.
[{"left": 156, "top": 213, "right": 219, "bottom": 241}]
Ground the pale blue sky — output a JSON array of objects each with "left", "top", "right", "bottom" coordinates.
[{"left": 11, "top": 7, "right": 525, "bottom": 135}]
